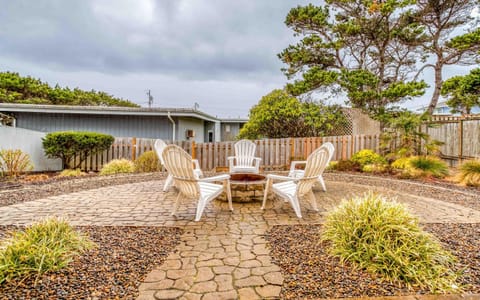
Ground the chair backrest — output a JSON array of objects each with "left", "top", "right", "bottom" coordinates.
[
  {"left": 154, "top": 139, "right": 168, "bottom": 165},
  {"left": 297, "top": 143, "right": 334, "bottom": 196},
  {"left": 234, "top": 139, "right": 257, "bottom": 166},
  {"left": 162, "top": 144, "right": 199, "bottom": 198}
]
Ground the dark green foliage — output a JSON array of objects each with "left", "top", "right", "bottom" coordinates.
[
  {"left": 279, "top": 1, "right": 428, "bottom": 116},
  {"left": 0, "top": 72, "right": 138, "bottom": 107},
  {"left": 238, "top": 89, "right": 347, "bottom": 139},
  {"left": 42, "top": 131, "right": 114, "bottom": 169},
  {"left": 441, "top": 68, "right": 480, "bottom": 115}
]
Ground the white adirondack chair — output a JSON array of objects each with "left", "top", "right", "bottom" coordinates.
[
  {"left": 228, "top": 139, "right": 261, "bottom": 174},
  {"left": 262, "top": 143, "right": 333, "bottom": 218},
  {"left": 154, "top": 139, "right": 203, "bottom": 192},
  {"left": 287, "top": 142, "right": 335, "bottom": 192},
  {"left": 162, "top": 144, "right": 232, "bottom": 221}
]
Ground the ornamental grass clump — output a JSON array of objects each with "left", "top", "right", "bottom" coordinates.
[
  {"left": 322, "top": 193, "right": 460, "bottom": 293},
  {"left": 0, "top": 217, "right": 94, "bottom": 285},
  {"left": 58, "top": 168, "right": 86, "bottom": 177},
  {"left": 455, "top": 159, "right": 480, "bottom": 187},
  {"left": 99, "top": 159, "right": 135, "bottom": 175},
  {"left": 408, "top": 156, "right": 449, "bottom": 178},
  {"left": 134, "top": 150, "right": 161, "bottom": 173}
]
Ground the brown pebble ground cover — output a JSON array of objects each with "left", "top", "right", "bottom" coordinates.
[
  {"left": 266, "top": 223, "right": 480, "bottom": 299},
  {"left": 0, "top": 226, "right": 182, "bottom": 300}
]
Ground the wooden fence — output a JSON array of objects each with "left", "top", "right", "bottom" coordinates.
[
  {"left": 424, "top": 115, "right": 480, "bottom": 165},
  {"left": 76, "top": 134, "right": 381, "bottom": 172}
]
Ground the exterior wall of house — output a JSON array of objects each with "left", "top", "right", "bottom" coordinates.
[
  {"left": 177, "top": 117, "right": 205, "bottom": 143},
  {"left": 0, "top": 126, "right": 62, "bottom": 171},
  {"left": 220, "top": 122, "right": 244, "bottom": 141},
  {"left": 12, "top": 112, "right": 174, "bottom": 139}
]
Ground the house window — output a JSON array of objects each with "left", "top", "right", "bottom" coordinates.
[
  {"left": 225, "top": 125, "right": 231, "bottom": 133},
  {"left": 208, "top": 131, "right": 213, "bottom": 142}
]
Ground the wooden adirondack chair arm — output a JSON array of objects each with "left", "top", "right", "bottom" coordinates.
[
  {"left": 192, "top": 159, "right": 201, "bottom": 170},
  {"left": 266, "top": 174, "right": 293, "bottom": 182},
  {"left": 198, "top": 174, "right": 230, "bottom": 183}
]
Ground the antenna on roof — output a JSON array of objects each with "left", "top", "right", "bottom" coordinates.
[
  {"left": 194, "top": 102, "right": 199, "bottom": 110},
  {"left": 147, "top": 90, "right": 154, "bottom": 108}
]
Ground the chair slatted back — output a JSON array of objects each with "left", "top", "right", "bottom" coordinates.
[
  {"left": 162, "top": 144, "right": 200, "bottom": 199},
  {"left": 297, "top": 143, "right": 333, "bottom": 197},
  {"left": 234, "top": 139, "right": 257, "bottom": 167},
  {"left": 154, "top": 139, "right": 168, "bottom": 165}
]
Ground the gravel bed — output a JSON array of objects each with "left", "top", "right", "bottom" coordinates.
[
  {"left": 0, "top": 225, "right": 182, "bottom": 300},
  {"left": 325, "top": 172, "right": 480, "bottom": 211},
  {"left": 0, "top": 172, "right": 165, "bottom": 207},
  {"left": 266, "top": 223, "right": 480, "bottom": 299}
]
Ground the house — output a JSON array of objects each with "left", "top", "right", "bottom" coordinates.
[
  {"left": 0, "top": 103, "right": 247, "bottom": 142},
  {"left": 432, "top": 101, "right": 480, "bottom": 116}
]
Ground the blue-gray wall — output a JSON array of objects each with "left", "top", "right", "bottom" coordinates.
[{"left": 14, "top": 112, "right": 174, "bottom": 139}]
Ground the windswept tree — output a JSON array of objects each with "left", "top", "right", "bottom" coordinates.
[
  {"left": 279, "top": 1, "right": 427, "bottom": 116},
  {"left": 441, "top": 68, "right": 480, "bottom": 115},
  {"left": 409, "top": 0, "right": 480, "bottom": 114},
  {"left": 238, "top": 89, "right": 346, "bottom": 139}
]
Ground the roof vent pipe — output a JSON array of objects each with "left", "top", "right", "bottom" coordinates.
[{"left": 167, "top": 112, "right": 176, "bottom": 141}]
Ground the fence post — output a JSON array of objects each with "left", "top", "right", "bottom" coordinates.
[
  {"left": 458, "top": 118, "right": 464, "bottom": 163},
  {"left": 192, "top": 141, "right": 196, "bottom": 160},
  {"left": 131, "top": 137, "right": 137, "bottom": 161}
]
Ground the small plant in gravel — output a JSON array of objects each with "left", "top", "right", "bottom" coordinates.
[
  {"left": 322, "top": 193, "right": 461, "bottom": 293},
  {"left": 455, "top": 159, "right": 480, "bottom": 187},
  {"left": 0, "top": 217, "right": 94, "bottom": 285},
  {"left": 100, "top": 159, "right": 135, "bottom": 175},
  {"left": 0, "top": 149, "right": 34, "bottom": 178},
  {"left": 408, "top": 156, "right": 449, "bottom": 178},
  {"left": 351, "top": 149, "right": 387, "bottom": 168},
  {"left": 134, "top": 151, "right": 161, "bottom": 173},
  {"left": 58, "top": 169, "right": 87, "bottom": 177}
]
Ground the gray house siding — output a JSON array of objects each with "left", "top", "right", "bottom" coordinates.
[
  {"left": 15, "top": 112, "right": 174, "bottom": 139},
  {"left": 221, "top": 122, "right": 244, "bottom": 141},
  {"left": 177, "top": 117, "right": 205, "bottom": 142}
]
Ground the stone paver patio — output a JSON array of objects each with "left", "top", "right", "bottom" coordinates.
[{"left": 0, "top": 178, "right": 479, "bottom": 299}]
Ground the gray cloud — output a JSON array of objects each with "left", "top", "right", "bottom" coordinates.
[{"left": 0, "top": 0, "right": 310, "bottom": 81}]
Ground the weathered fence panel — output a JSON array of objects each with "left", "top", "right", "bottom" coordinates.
[
  {"left": 425, "top": 116, "right": 480, "bottom": 165},
  {"left": 77, "top": 134, "right": 382, "bottom": 172}
]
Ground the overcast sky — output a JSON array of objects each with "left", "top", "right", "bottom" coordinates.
[{"left": 0, "top": 1, "right": 477, "bottom": 118}]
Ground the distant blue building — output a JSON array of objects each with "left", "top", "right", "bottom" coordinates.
[{"left": 432, "top": 101, "right": 480, "bottom": 115}]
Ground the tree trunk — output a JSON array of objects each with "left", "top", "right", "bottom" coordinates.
[{"left": 426, "top": 62, "right": 443, "bottom": 115}]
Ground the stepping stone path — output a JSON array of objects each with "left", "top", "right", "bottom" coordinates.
[{"left": 0, "top": 178, "right": 479, "bottom": 299}]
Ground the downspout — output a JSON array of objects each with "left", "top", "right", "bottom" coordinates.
[{"left": 167, "top": 112, "right": 176, "bottom": 141}]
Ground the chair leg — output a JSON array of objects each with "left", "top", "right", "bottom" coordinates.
[
  {"left": 163, "top": 174, "right": 174, "bottom": 192},
  {"left": 225, "top": 180, "right": 233, "bottom": 211},
  {"left": 308, "top": 190, "right": 319, "bottom": 211},
  {"left": 171, "top": 192, "right": 181, "bottom": 216},
  {"left": 318, "top": 175, "right": 327, "bottom": 192},
  {"left": 195, "top": 197, "right": 208, "bottom": 222},
  {"left": 261, "top": 178, "right": 271, "bottom": 210},
  {"left": 290, "top": 196, "right": 303, "bottom": 218}
]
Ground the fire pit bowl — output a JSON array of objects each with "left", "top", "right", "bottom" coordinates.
[{"left": 219, "top": 173, "right": 266, "bottom": 203}]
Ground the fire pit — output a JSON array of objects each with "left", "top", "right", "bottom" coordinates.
[{"left": 219, "top": 173, "right": 266, "bottom": 203}]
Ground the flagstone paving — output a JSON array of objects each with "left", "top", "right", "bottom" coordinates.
[{"left": 0, "top": 179, "right": 479, "bottom": 299}]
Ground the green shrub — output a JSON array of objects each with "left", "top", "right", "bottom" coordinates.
[
  {"left": 134, "top": 151, "right": 161, "bottom": 173},
  {"left": 331, "top": 159, "right": 361, "bottom": 172},
  {"left": 0, "top": 149, "right": 34, "bottom": 178},
  {"left": 322, "top": 193, "right": 460, "bottom": 293},
  {"left": 455, "top": 159, "right": 480, "bottom": 187},
  {"left": 42, "top": 131, "right": 114, "bottom": 169},
  {"left": 361, "top": 163, "right": 388, "bottom": 173},
  {"left": 0, "top": 217, "right": 94, "bottom": 285},
  {"left": 408, "top": 156, "right": 449, "bottom": 178},
  {"left": 100, "top": 159, "right": 135, "bottom": 175},
  {"left": 351, "top": 149, "right": 387, "bottom": 167},
  {"left": 58, "top": 169, "right": 86, "bottom": 177}
]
